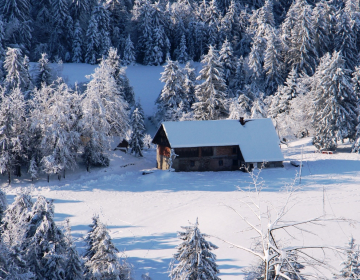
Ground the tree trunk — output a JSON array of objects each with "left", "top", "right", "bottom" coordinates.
[
  {"left": 47, "top": 174, "right": 50, "bottom": 183},
  {"left": 87, "top": 165, "right": 89, "bottom": 172},
  {"left": 58, "top": 174, "right": 61, "bottom": 181},
  {"left": 63, "top": 169, "right": 65, "bottom": 179},
  {"left": 8, "top": 171, "right": 11, "bottom": 184}
]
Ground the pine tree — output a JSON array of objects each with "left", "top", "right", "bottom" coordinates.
[
  {"left": 339, "top": 237, "right": 360, "bottom": 279},
  {"left": 83, "top": 216, "right": 129, "bottom": 280},
  {"left": 228, "top": 93, "right": 252, "bottom": 119},
  {"left": 0, "top": 87, "right": 27, "bottom": 184},
  {"left": 263, "top": 27, "right": 284, "bottom": 95},
  {"left": 334, "top": 9, "right": 358, "bottom": 70},
  {"left": 155, "top": 58, "right": 187, "bottom": 124},
  {"left": 49, "top": 0, "right": 73, "bottom": 61},
  {"left": 312, "top": 52, "right": 357, "bottom": 150},
  {"left": 64, "top": 220, "right": 84, "bottom": 280},
  {"left": 283, "top": 0, "right": 317, "bottom": 75},
  {"left": 85, "top": 13, "right": 100, "bottom": 65},
  {"left": 1, "top": 191, "right": 33, "bottom": 248},
  {"left": 123, "top": 34, "right": 136, "bottom": 66},
  {"left": 0, "top": 188, "right": 7, "bottom": 225},
  {"left": 177, "top": 34, "right": 188, "bottom": 64},
  {"left": 22, "top": 196, "right": 68, "bottom": 279},
  {"left": 3, "top": 48, "right": 27, "bottom": 91},
  {"left": 0, "top": 17, "right": 5, "bottom": 60},
  {"left": 219, "top": 38, "right": 236, "bottom": 87},
  {"left": 169, "top": 218, "right": 220, "bottom": 280},
  {"left": 72, "top": 20, "right": 84, "bottom": 63},
  {"left": 129, "top": 108, "right": 145, "bottom": 157},
  {"left": 35, "top": 53, "right": 53, "bottom": 88},
  {"left": 192, "top": 46, "right": 228, "bottom": 120}
]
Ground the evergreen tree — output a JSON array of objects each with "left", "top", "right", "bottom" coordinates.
[
  {"left": 1, "top": 191, "right": 33, "bottom": 248},
  {"left": 85, "top": 13, "right": 100, "bottom": 65},
  {"left": 155, "top": 58, "right": 187, "bottom": 124},
  {"left": 35, "top": 53, "right": 53, "bottom": 88},
  {"left": 64, "top": 220, "right": 84, "bottom": 280},
  {"left": 334, "top": 10, "right": 358, "bottom": 70},
  {"left": 177, "top": 34, "right": 188, "bottom": 64},
  {"left": 169, "top": 218, "right": 220, "bottom": 280},
  {"left": 72, "top": 20, "right": 84, "bottom": 63},
  {"left": 0, "top": 17, "right": 5, "bottom": 60},
  {"left": 0, "top": 87, "right": 27, "bottom": 184},
  {"left": 312, "top": 52, "right": 357, "bottom": 150},
  {"left": 263, "top": 27, "right": 284, "bottom": 95},
  {"left": 0, "top": 0, "right": 32, "bottom": 51},
  {"left": 219, "top": 38, "right": 236, "bottom": 87},
  {"left": 0, "top": 188, "right": 7, "bottom": 225},
  {"left": 339, "top": 237, "right": 360, "bottom": 279},
  {"left": 129, "top": 108, "right": 145, "bottom": 157},
  {"left": 22, "top": 196, "right": 68, "bottom": 279},
  {"left": 83, "top": 216, "right": 129, "bottom": 280},
  {"left": 49, "top": 0, "right": 73, "bottom": 61},
  {"left": 3, "top": 48, "right": 27, "bottom": 91},
  {"left": 192, "top": 46, "right": 228, "bottom": 120},
  {"left": 123, "top": 34, "right": 136, "bottom": 66},
  {"left": 283, "top": 0, "right": 317, "bottom": 75}
]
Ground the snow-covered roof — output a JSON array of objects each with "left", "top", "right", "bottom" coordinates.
[{"left": 159, "top": 119, "right": 284, "bottom": 163}]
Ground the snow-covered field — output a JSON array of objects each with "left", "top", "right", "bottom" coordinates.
[{"left": 4, "top": 63, "right": 360, "bottom": 279}]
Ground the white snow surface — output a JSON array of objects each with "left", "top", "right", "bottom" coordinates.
[
  {"left": 161, "top": 118, "right": 284, "bottom": 163},
  {"left": 2, "top": 137, "right": 360, "bottom": 280}
]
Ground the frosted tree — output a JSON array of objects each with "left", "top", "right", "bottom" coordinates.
[
  {"left": 0, "top": 0, "right": 32, "bottom": 50},
  {"left": 250, "top": 97, "right": 267, "bottom": 119},
  {"left": 35, "top": 53, "right": 53, "bottom": 88},
  {"left": 85, "top": 13, "right": 99, "bottom": 64},
  {"left": 338, "top": 237, "right": 360, "bottom": 279},
  {"left": 0, "top": 188, "right": 7, "bottom": 224},
  {"left": 169, "top": 218, "right": 220, "bottom": 280},
  {"left": 311, "top": 52, "right": 357, "bottom": 151},
  {"left": 193, "top": 46, "right": 228, "bottom": 120},
  {"left": 228, "top": 93, "right": 252, "bottom": 120},
  {"left": 49, "top": 0, "right": 73, "bottom": 61},
  {"left": 1, "top": 191, "right": 33, "bottom": 248},
  {"left": 177, "top": 34, "right": 188, "bottom": 64},
  {"left": 230, "top": 56, "right": 246, "bottom": 95},
  {"left": 104, "top": 47, "right": 135, "bottom": 107},
  {"left": 64, "top": 220, "right": 84, "bottom": 280},
  {"left": 80, "top": 61, "right": 129, "bottom": 170},
  {"left": 3, "top": 48, "right": 27, "bottom": 91},
  {"left": 83, "top": 216, "right": 131, "bottom": 280},
  {"left": 123, "top": 34, "right": 136, "bottom": 66},
  {"left": 268, "top": 68, "right": 298, "bottom": 119},
  {"left": 334, "top": 10, "right": 358, "bottom": 70},
  {"left": 0, "top": 87, "right": 27, "bottom": 183},
  {"left": 129, "top": 108, "right": 145, "bottom": 157},
  {"left": 0, "top": 17, "right": 5, "bottom": 59},
  {"left": 38, "top": 80, "right": 81, "bottom": 181},
  {"left": 155, "top": 58, "right": 187, "bottom": 124},
  {"left": 72, "top": 20, "right": 84, "bottom": 63},
  {"left": 283, "top": 0, "right": 317, "bottom": 75},
  {"left": 220, "top": 0, "right": 241, "bottom": 45},
  {"left": 263, "top": 27, "right": 284, "bottom": 95},
  {"left": 22, "top": 196, "right": 68, "bottom": 279},
  {"left": 219, "top": 38, "right": 236, "bottom": 87}
]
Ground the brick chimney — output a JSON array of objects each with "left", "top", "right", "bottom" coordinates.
[{"left": 239, "top": 117, "right": 245, "bottom": 125}]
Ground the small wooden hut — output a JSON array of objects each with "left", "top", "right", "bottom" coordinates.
[{"left": 152, "top": 118, "right": 284, "bottom": 171}]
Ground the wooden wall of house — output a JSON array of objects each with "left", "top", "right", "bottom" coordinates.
[{"left": 156, "top": 145, "right": 171, "bottom": 170}]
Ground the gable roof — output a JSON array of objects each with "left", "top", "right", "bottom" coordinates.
[{"left": 154, "top": 118, "right": 284, "bottom": 163}]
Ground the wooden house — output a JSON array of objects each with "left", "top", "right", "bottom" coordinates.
[{"left": 152, "top": 118, "right": 284, "bottom": 171}]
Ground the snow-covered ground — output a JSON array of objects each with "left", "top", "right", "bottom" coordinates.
[
  {"left": 2, "top": 137, "right": 360, "bottom": 279},
  {"left": 8, "top": 63, "right": 360, "bottom": 279}
]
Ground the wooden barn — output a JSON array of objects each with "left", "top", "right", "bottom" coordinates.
[{"left": 152, "top": 118, "right": 284, "bottom": 171}]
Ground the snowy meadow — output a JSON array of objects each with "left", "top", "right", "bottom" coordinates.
[{"left": 0, "top": 62, "right": 359, "bottom": 279}]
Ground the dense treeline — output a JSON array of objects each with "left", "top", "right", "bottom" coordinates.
[{"left": 0, "top": 47, "right": 149, "bottom": 183}]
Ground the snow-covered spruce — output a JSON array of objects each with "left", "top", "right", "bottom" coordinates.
[
  {"left": 338, "top": 237, "right": 360, "bottom": 279},
  {"left": 123, "top": 34, "right": 136, "bottom": 66},
  {"left": 192, "top": 46, "right": 228, "bottom": 120},
  {"left": 169, "top": 218, "right": 220, "bottom": 280},
  {"left": 129, "top": 108, "right": 145, "bottom": 157},
  {"left": 83, "top": 215, "right": 132, "bottom": 280}
]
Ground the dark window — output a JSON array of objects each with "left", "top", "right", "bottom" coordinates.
[
  {"left": 232, "top": 147, "right": 237, "bottom": 154},
  {"left": 201, "top": 147, "right": 213, "bottom": 157},
  {"left": 232, "top": 159, "right": 238, "bottom": 166},
  {"left": 219, "top": 160, "right": 223, "bottom": 166},
  {"left": 175, "top": 148, "right": 199, "bottom": 158},
  {"left": 190, "top": 160, "right": 195, "bottom": 167}
]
